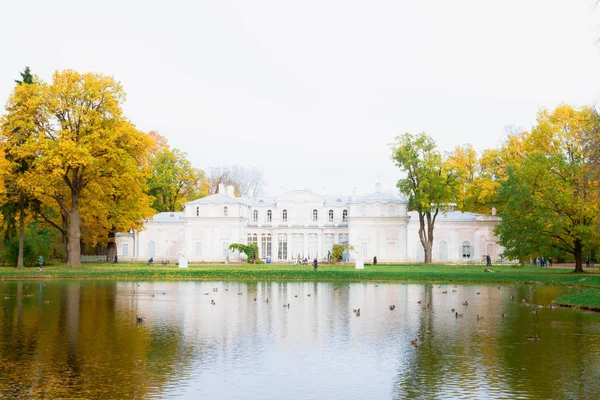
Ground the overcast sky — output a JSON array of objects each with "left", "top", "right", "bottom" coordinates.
[{"left": 2, "top": 0, "right": 600, "bottom": 197}]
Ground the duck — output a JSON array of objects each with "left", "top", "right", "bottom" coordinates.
[
  {"left": 389, "top": 305, "right": 396, "bottom": 310},
  {"left": 417, "top": 300, "right": 422, "bottom": 304},
  {"left": 455, "top": 312, "right": 463, "bottom": 318},
  {"left": 333, "top": 287, "right": 339, "bottom": 291},
  {"left": 294, "top": 295, "right": 298, "bottom": 298},
  {"left": 532, "top": 309, "right": 538, "bottom": 314},
  {"left": 237, "top": 292, "right": 243, "bottom": 295},
  {"left": 307, "top": 294, "right": 311, "bottom": 297},
  {"left": 283, "top": 303, "right": 290, "bottom": 308},
  {"left": 462, "top": 301, "right": 469, "bottom": 306},
  {"left": 213, "top": 288, "right": 218, "bottom": 292},
  {"left": 353, "top": 308, "right": 361, "bottom": 313},
  {"left": 411, "top": 338, "right": 418, "bottom": 346},
  {"left": 375, "top": 285, "right": 379, "bottom": 287},
  {"left": 162, "top": 292, "right": 166, "bottom": 295},
  {"left": 136, "top": 316, "right": 146, "bottom": 323},
  {"left": 204, "top": 293, "right": 209, "bottom": 296},
  {"left": 451, "top": 308, "right": 455, "bottom": 312},
  {"left": 528, "top": 335, "right": 540, "bottom": 342},
  {"left": 442, "top": 291, "right": 448, "bottom": 294},
  {"left": 476, "top": 292, "right": 481, "bottom": 295},
  {"left": 210, "top": 300, "right": 215, "bottom": 305},
  {"left": 502, "top": 313, "right": 506, "bottom": 318},
  {"left": 254, "top": 297, "right": 257, "bottom": 301}
]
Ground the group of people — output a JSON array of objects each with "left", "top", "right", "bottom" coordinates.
[
  {"left": 532, "top": 256, "right": 552, "bottom": 267},
  {"left": 296, "top": 254, "right": 319, "bottom": 271}
]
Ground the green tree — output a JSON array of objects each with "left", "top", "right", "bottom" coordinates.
[
  {"left": 148, "top": 148, "right": 205, "bottom": 212},
  {"left": 391, "top": 133, "right": 457, "bottom": 263},
  {"left": 228, "top": 243, "right": 259, "bottom": 263},
  {"left": 495, "top": 105, "right": 600, "bottom": 272}
]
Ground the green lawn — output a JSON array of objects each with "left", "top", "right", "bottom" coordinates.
[
  {"left": 553, "top": 289, "right": 600, "bottom": 310},
  {"left": 1, "top": 263, "right": 600, "bottom": 288}
]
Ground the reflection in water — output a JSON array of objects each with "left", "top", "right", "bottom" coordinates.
[{"left": 0, "top": 281, "right": 599, "bottom": 399}]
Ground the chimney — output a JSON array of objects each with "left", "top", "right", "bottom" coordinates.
[
  {"left": 218, "top": 183, "right": 225, "bottom": 194},
  {"left": 226, "top": 185, "right": 235, "bottom": 197}
]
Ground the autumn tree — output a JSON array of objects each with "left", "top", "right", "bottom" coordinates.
[
  {"left": 0, "top": 67, "right": 48, "bottom": 267},
  {"left": 16, "top": 70, "right": 149, "bottom": 267},
  {"left": 391, "top": 133, "right": 457, "bottom": 263},
  {"left": 495, "top": 105, "right": 600, "bottom": 272},
  {"left": 148, "top": 148, "right": 205, "bottom": 212}
]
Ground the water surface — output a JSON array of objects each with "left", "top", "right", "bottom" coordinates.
[{"left": 0, "top": 280, "right": 599, "bottom": 399}]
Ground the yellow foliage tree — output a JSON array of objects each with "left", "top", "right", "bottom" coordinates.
[{"left": 16, "top": 70, "right": 150, "bottom": 266}]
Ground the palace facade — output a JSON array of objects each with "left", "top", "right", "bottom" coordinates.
[{"left": 116, "top": 184, "right": 503, "bottom": 264}]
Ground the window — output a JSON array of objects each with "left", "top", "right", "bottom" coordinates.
[
  {"left": 267, "top": 209, "right": 272, "bottom": 222},
  {"left": 261, "top": 234, "right": 272, "bottom": 259},
  {"left": 338, "top": 233, "right": 349, "bottom": 245},
  {"left": 282, "top": 209, "right": 288, "bottom": 222},
  {"left": 328, "top": 209, "right": 334, "bottom": 222},
  {"left": 308, "top": 233, "right": 318, "bottom": 259},
  {"left": 312, "top": 209, "right": 318, "bottom": 222},
  {"left": 196, "top": 206, "right": 200, "bottom": 217},
  {"left": 324, "top": 234, "right": 335, "bottom": 256},
  {"left": 462, "top": 241, "right": 472, "bottom": 259},
  {"left": 278, "top": 236, "right": 288, "bottom": 260},
  {"left": 389, "top": 205, "right": 395, "bottom": 217},
  {"left": 194, "top": 241, "right": 203, "bottom": 257},
  {"left": 223, "top": 206, "right": 228, "bottom": 217},
  {"left": 121, "top": 243, "right": 129, "bottom": 257},
  {"left": 292, "top": 233, "right": 304, "bottom": 259},
  {"left": 247, "top": 234, "right": 258, "bottom": 246},
  {"left": 252, "top": 210, "right": 258, "bottom": 222},
  {"left": 360, "top": 205, "right": 367, "bottom": 216},
  {"left": 342, "top": 209, "right": 348, "bottom": 222}
]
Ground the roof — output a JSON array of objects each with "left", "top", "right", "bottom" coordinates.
[
  {"left": 407, "top": 210, "right": 499, "bottom": 222},
  {"left": 185, "top": 193, "right": 250, "bottom": 206},
  {"left": 150, "top": 212, "right": 185, "bottom": 222},
  {"left": 350, "top": 191, "right": 407, "bottom": 204}
]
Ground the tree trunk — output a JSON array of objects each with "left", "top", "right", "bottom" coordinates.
[
  {"left": 67, "top": 192, "right": 81, "bottom": 267},
  {"left": 107, "top": 231, "right": 117, "bottom": 262},
  {"left": 573, "top": 239, "right": 583, "bottom": 273},
  {"left": 62, "top": 212, "right": 69, "bottom": 263},
  {"left": 424, "top": 241, "right": 433, "bottom": 264},
  {"left": 17, "top": 196, "right": 25, "bottom": 268}
]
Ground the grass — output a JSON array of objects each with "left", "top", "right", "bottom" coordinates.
[
  {"left": 553, "top": 289, "right": 600, "bottom": 311},
  {"left": 1, "top": 263, "right": 600, "bottom": 287}
]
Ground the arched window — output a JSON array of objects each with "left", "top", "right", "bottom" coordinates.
[
  {"left": 312, "top": 209, "right": 318, "bottom": 222},
  {"left": 252, "top": 210, "right": 258, "bottom": 222},
  {"left": 223, "top": 206, "right": 228, "bottom": 217},
  {"left": 342, "top": 209, "right": 348, "bottom": 222},
  {"left": 360, "top": 205, "right": 367, "bottom": 216},
  {"left": 282, "top": 209, "right": 288, "bottom": 222},
  {"left": 267, "top": 209, "right": 272, "bottom": 222},
  {"left": 196, "top": 206, "right": 200, "bottom": 217},
  {"left": 462, "top": 241, "right": 472, "bottom": 259},
  {"left": 389, "top": 205, "right": 395, "bottom": 217},
  {"left": 328, "top": 209, "right": 334, "bottom": 222}
]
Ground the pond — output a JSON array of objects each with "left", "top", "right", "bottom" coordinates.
[{"left": 0, "top": 280, "right": 599, "bottom": 399}]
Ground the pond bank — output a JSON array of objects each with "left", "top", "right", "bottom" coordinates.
[{"left": 3, "top": 264, "right": 600, "bottom": 309}]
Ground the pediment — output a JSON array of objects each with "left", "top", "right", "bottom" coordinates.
[{"left": 276, "top": 190, "right": 325, "bottom": 205}]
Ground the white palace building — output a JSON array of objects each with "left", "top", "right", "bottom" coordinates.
[{"left": 116, "top": 183, "right": 503, "bottom": 264}]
